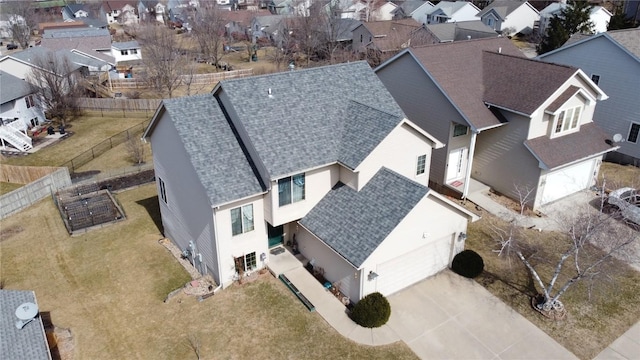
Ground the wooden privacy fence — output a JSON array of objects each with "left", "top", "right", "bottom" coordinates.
[
  {"left": 109, "top": 68, "right": 254, "bottom": 89},
  {"left": 0, "top": 167, "right": 72, "bottom": 219},
  {"left": 78, "top": 98, "right": 162, "bottom": 111},
  {"left": 0, "top": 165, "right": 63, "bottom": 184}
]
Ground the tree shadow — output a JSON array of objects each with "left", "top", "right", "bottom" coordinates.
[
  {"left": 136, "top": 196, "right": 164, "bottom": 234},
  {"left": 481, "top": 269, "right": 539, "bottom": 298},
  {"left": 70, "top": 170, "right": 101, "bottom": 181}
]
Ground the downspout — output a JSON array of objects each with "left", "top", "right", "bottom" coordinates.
[{"left": 461, "top": 130, "right": 477, "bottom": 200}]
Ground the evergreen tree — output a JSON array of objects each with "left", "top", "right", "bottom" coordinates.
[
  {"left": 537, "top": 1, "right": 594, "bottom": 55},
  {"left": 608, "top": 3, "right": 635, "bottom": 30}
]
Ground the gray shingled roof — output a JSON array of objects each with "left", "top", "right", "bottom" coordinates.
[
  {"left": 0, "top": 71, "right": 32, "bottom": 104},
  {"left": 524, "top": 123, "right": 616, "bottom": 169},
  {"left": 218, "top": 61, "right": 406, "bottom": 178},
  {"left": 425, "top": 20, "right": 498, "bottom": 42},
  {"left": 0, "top": 290, "right": 51, "bottom": 360},
  {"left": 607, "top": 28, "right": 640, "bottom": 59},
  {"left": 477, "top": 0, "right": 531, "bottom": 20},
  {"left": 299, "top": 168, "right": 429, "bottom": 268},
  {"left": 111, "top": 41, "right": 140, "bottom": 50},
  {"left": 8, "top": 47, "right": 84, "bottom": 73},
  {"left": 42, "top": 27, "right": 110, "bottom": 39},
  {"left": 161, "top": 94, "right": 265, "bottom": 207}
]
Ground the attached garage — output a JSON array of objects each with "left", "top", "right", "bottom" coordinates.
[
  {"left": 375, "top": 235, "right": 454, "bottom": 296},
  {"left": 540, "top": 159, "right": 597, "bottom": 205}
]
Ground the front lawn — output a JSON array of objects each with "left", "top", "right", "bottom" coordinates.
[
  {"left": 0, "top": 184, "right": 417, "bottom": 359},
  {"left": 466, "top": 162, "right": 640, "bottom": 360}
]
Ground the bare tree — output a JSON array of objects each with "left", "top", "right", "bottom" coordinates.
[
  {"left": 184, "top": 333, "right": 201, "bottom": 359},
  {"left": 126, "top": 135, "right": 146, "bottom": 165},
  {"left": 3, "top": 0, "right": 36, "bottom": 49},
  {"left": 138, "top": 25, "right": 189, "bottom": 98},
  {"left": 492, "top": 185, "right": 638, "bottom": 316},
  {"left": 27, "top": 51, "right": 82, "bottom": 126},
  {"left": 190, "top": 3, "right": 228, "bottom": 71}
]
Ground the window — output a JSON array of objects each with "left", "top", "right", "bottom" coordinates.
[
  {"left": 416, "top": 154, "right": 427, "bottom": 176},
  {"left": 453, "top": 124, "right": 468, "bottom": 137},
  {"left": 121, "top": 50, "right": 129, "bottom": 56},
  {"left": 158, "top": 178, "right": 167, "bottom": 204},
  {"left": 591, "top": 74, "right": 600, "bottom": 85},
  {"left": 231, "top": 204, "right": 254, "bottom": 236},
  {"left": 130, "top": 49, "right": 137, "bottom": 54},
  {"left": 25, "top": 95, "right": 34, "bottom": 108},
  {"left": 278, "top": 173, "right": 305, "bottom": 207},
  {"left": 628, "top": 123, "right": 640, "bottom": 143},
  {"left": 554, "top": 106, "right": 582, "bottom": 135},
  {"left": 236, "top": 252, "right": 257, "bottom": 272},
  {"left": 486, "top": 18, "right": 494, "bottom": 27},
  {"left": 360, "top": 34, "right": 363, "bottom": 42}
]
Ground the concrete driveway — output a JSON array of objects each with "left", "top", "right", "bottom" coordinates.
[{"left": 386, "top": 271, "right": 577, "bottom": 360}]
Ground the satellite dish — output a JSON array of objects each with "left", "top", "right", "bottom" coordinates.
[
  {"left": 15, "top": 302, "right": 39, "bottom": 329},
  {"left": 613, "top": 133, "right": 623, "bottom": 143}
]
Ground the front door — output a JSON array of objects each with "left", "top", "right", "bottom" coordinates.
[
  {"left": 446, "top": 147, "right": 468, "bottom": 182},
  {"left": 267, "top": 223, "right": 284, "bottom": 248}
]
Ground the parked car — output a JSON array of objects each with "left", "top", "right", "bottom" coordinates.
[
  {"left": 606, "top": 187, "right": 640, "bottom": 225},
  {"left": 6, "top": 43, "right": 18, "bottom": 50}
]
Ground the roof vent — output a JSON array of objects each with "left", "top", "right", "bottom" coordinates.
[
  {"left": 467, "top": 35, "right": 471, "bottom": 40},
  {"left": 498, "top": 47, "right": 502, "bottom": 53},
  {"left": 268, "top": 88, "right": 273, "bottom": 98}
]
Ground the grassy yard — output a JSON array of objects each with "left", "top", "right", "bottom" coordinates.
[
  {"left": 466, "top": 163, "right": 640, "bottom": 360},
  {"left": 0, "top": 184, "right": 417, "bottom": 359},
  {"left": 0, "top": 112, "right": 150, "bottom": 168},
  {"left": 0, "top": 182, "right": 23, "bottom": 195}
]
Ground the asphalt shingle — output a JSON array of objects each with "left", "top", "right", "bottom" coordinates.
[
  {"left": 0, "top": 290, "right": 50, "bottom": 360},
  {"left": 0, "top": 71, "right": 32, "bottom": 104},
  {"left": 299, "top": 168, "right": 429, "bottom": 268},
  {"left": 162, "top": 94, "right": 265, "bottom": 206}
]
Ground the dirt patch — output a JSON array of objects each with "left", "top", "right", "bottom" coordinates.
[
  {"left": 0, "top": 224, "right": 24, "bottom": 242},
  {"left": 484, "top": 189, "right": 542, "bottom": 217},
  {"left": 71, "top": 169, "right": 155, "bottom": 190}
]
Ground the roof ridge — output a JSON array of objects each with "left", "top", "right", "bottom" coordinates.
[
  {"left": 485, "top": 50, "right": 577, "bottom": 71},
  {"left": 347, "top": 99, "right": 404, "bottom": 119},
  {"left": 411, "top": 36, "right": 508, "bottom": 50},
  {"left": 220, "top": 61, "right": 371, "bottom": 84}
]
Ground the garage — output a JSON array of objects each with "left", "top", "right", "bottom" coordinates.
[
  {"left": 541, "top": 159, "right": 596, "bottom": 205},
  {"left": 375, "top": 235, "right": 454, "bottom": 296}
]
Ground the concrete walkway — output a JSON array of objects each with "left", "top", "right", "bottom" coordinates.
[{"left": 594, "top": 322, "right": 640, "bottom": 360}]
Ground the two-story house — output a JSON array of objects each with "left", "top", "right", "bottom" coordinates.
[
  {"left": 475, "top": 0, "right": 539, "bottom": 36},
  {"left": 143, "top": 62, "right": 478, "bottom": 301},
  {"left": 111, "top": 41, "right": 142, "bottom": 64},
  {"left": 538, "top": 2, "right": 612, "bottom": 35},
  {"left": 424, "top": 1, "right": 480, "bottom": 25},
  {"left": 537, "top": 28, "right": 640, "bottom": 166},
  {"left": 100, "top": 1, "right": 139, "bottom": 25},
  {"left": 0, "top": 71, "right": 46, "bottom": 152},
  {"left": 137, "top": 0, "right": 166, "bottom": 24},
  {"left": 376, "top": 37, "right": 617, "bottom": 210}
]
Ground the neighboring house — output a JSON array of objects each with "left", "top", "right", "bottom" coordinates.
[
  {"left": 0, "top": 290, "right": 51, "bottom": 360},
  {"left": 424, "top": 1, "right": 480, "bottom": 24},
  {"left": 137, "top": 0, "right": 166, "bottom": 24},
  {"left": 538, "top": 3, "right": 612, "bottom": 35},
  {"left": 142, "top": 62, "right": 479, "bottom": 301},
  {"left": 111, "top": 41, "right": 142, "bottom": 63},
  {"left": 330, "top": 18, "right": 362, "bottom": 44},
  {"left": 476, "top": 0, "right": 539, "bottom": 36},
  {"left": 0, "top": 47, "right": 109, "bottom": 81},
  {"left": 267, "top": 0, "right": 311, "bottom": 15},
  {"left": 167, "top": 0, "right": 200, "bottom": 9},
  {"left": 351, "top": 18, "right": 421, "bottom": 52},
  {"left": 61, "top": 3, "right": 90, "bottom": 21},
  {"left": 537, "top": 28, "right": 640, "bottom": 166},
  {"left": 100, "top": 1, "right": 139, "bottom": 25},
  {"left": 221, "top": 8, "right": 271, "bottom": 39},
  {"left": 0, "top": 71, "right": 46, "bottom": 152},
  {"left": 40, "top": 28, "right": 115, "bottom": 67},
  {"left": 250, "top": 14, "right": 289, "bottom": 42},
  {"left": 376, "top": 37, "right": 617, "bottom": 210},
  {"left": 328, "top": 0, "right": 397, "bottom": 21},
  {"left": 423, "top": 20, "right": 499, "bottom": 43},
  {"left": 392, "top": 0, "right": 435, "bottom": 23}
]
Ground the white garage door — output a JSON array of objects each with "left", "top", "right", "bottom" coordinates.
[
  {"left": 541, "top": 160, "right": 595, "bottom": 205},
  {"left": 375, "top": 235, "right": 453, "bottom": 296}
]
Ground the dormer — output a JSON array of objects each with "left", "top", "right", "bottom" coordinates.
[{"left": 544, "top": 85, "right": 596, "bottom": 139}]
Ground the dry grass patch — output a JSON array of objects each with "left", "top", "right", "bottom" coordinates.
[
  {"left": 0, "top": 184, "right": 417, "bottom": 359},
  {"left": 0, "top": 181, "right": 23, "bottom": 195},
  {"left": 466, "top": 212, "right": 640, "bottom": 360},
  {"left": 599, "top": 162, "right": 640, "bottom": 190}
]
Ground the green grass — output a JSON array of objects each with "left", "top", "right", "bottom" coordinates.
[{"left": 0, "top": 184, "right": 417, "bottom": 359}]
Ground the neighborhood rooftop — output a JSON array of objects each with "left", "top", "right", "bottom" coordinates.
[
  {"left": 0, "top": 72, "right": 32, "bottom": 104},
  {"left": 299, "top": 168, "right": 429, "bottom": 268},
  {"left": 0, "top": 290, "right": 50, "bottom": 360}
]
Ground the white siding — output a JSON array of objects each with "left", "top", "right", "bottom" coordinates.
[
  {"left": 0, "top": 58, "right": 35, "bottom": 80},
  {"left": 501, "top": 4, "right": 539, "bottom": 35},
  {"left": 355, "top": 123, "right": 433, "bottom": 190},
  {"left": 538, "top": 158, "right": 599, "bottom": 207}
]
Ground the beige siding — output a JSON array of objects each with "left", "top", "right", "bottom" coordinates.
[
  {"left": 473, "top": 113, "right": 541, "bottom": 205},
  {"left": 269, "top": 165, "right": 339, "bottom": 227},
  {"left": 338, "top": 165, "right": 358, "bottom": 190},
  {"left": 356, "top": 123, "right": 433, "bottom": 189},
  {"left": 215, "top": 194, "right": 268, "bottom": 287},
  {"left": 377, "top": 53, "right": 466, "bottom": 185}
]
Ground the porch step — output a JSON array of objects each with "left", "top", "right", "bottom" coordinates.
[{"left": 279, "top": 274, "right": 315, "bottom": 312}]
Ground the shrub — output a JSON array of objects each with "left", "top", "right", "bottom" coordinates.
[
  {"left": 350, "top": 292, "right": 391, "bottom": 328},
  {"left": 451, "top": 249, "right": 484, "bottom": 278}
]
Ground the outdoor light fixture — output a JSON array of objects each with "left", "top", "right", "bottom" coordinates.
[
  {"left": 458, "top": 232, "right": 467, "bottom": 242},
  {"left": 368, "top": 271, "right": 379, "bottom": 281}
]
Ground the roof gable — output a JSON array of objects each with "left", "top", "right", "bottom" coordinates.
[
  {"left": 538, "top": 29, "right": 640, "bottom": 64},
  {"left": 299, "top": 168, "right": 429, "bottom": 268},
  {"left": 0, "top": 71, "right": 32, "bottom": 104},
  {"left": 477, "top": 0, "right": 535, "bottom": 20}
]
